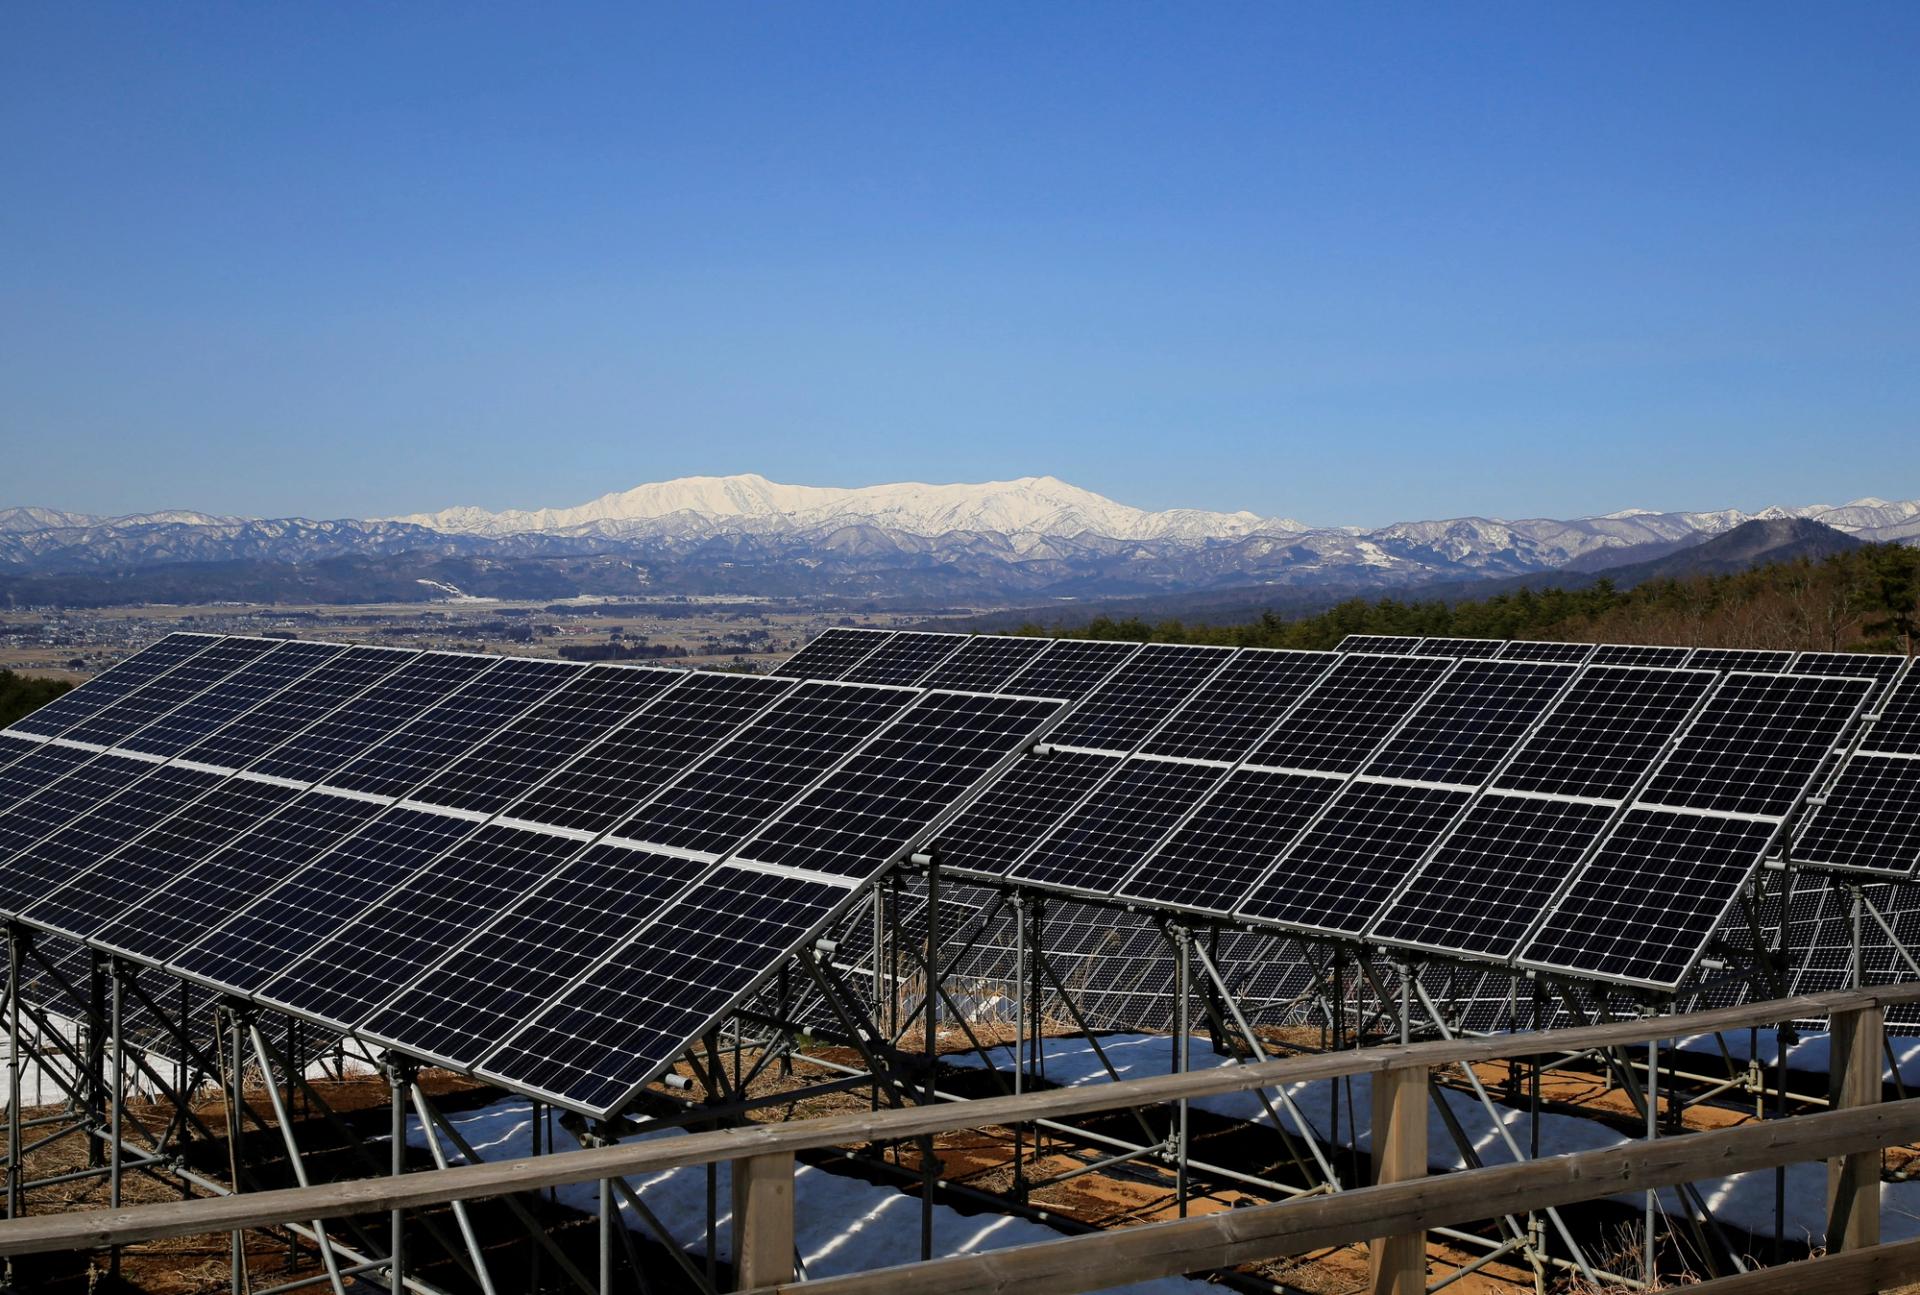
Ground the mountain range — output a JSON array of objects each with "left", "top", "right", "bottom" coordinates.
[{"left": 2, "top": 474, "right": 1916, "bottom": 608}]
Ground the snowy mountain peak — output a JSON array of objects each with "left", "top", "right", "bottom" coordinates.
[{"left": 385, "top": 473, "right": 1310, "bottom": 543}]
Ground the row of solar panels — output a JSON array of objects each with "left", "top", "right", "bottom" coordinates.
[
  {"left": 778, "top": 628, "right": 1919, "bottom": 993},
  {"left": 0, "top": 626, "right": 1909, "bottom": 1118}
]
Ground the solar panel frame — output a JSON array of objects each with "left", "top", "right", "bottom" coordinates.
[
  {"left": 1496, "top": 641, "right": 1598, "bottom": 664},
  {"left": 1044, "top": 644, "right": 1236, "bottom": 756},
  {"left": 1587, "top": 644, "right": 1694, "bottom": 667},
  {"left": 180, "top": 646, "right": 421, "bottom": 773},
  {"left": 1414, "top": 638, "right": 1506, "bottom": 657},
  {"left": 930, "top": 749, "right": 1123, "bottom": 879},
  {"left": 1490, "top": 664, "right": 1720, "bottom": 802},
  {"left": 915, "top": 635, "right": 1052, "bottom": 693},
  {"left": 114, "top": 640, "right": 349, "bottom": 759},
  {"left": 54, "top": 636, "right": 283, "bottom": 750},
  {"left": 1789, "top": 652, "right": 1906, "bottom": 703},
  {"left": 1335, "top": 635, "right": 1420, "bottom": 655},
  {"left": 1857, "top": 667, "right": 1920, "bottom": 757},
  {"left": 1138, "top": 649, "right": 1337, "bottom": 763},
  {"left": 998, "top": 638, "right": 1142, "bottom": 702},
  {"left": 4, "top": 633, "right": 220, "bottom": 739},
  {"left": 1356, "top": 658, "right": 1580, "bottom": 789},
  {"left": 1006, "top": 756, "right": 1228, "bottom": 896},
  {"left": 1243, "top": 652, "right": 1458, "bottom": 776},
  {"left": 772, "top": 627, "right": 893, "bottom": 680},
  {"left": 1683, "top": 647, "right": 1797, "bottom": 673},
  {"left": 834, "top": 631, "right": 967, "bottom": 687},
  {"left": 1789, "top": 753, "right": 1920, "bottom": 879},
  {"left": 1114, "top": 767, "right": 1345, "bottom": 914}
]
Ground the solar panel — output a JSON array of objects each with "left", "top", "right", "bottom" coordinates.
[
  {"left": 1, "top": 765, "right": 226, "bottom": 918},
  {"left": 733, "top": 691, "right": 1062, "bottom": 879},
  {"left": 478, "top": 864, "right": 850, "bottom": 1115},
  {"left": 174, "top": 805, "right": 477, "bottom": 995},
  {"left": 610, "top": 681, "right": 916, "bottom": 858},
  {"left": 1791, "top": 755, "right": 1920, "bottom": 878},
  {"left": 402, "top": 665, "right": 683, "bottom": 816},
  {"left": 1116, "top": 768, "right": 1342, "bottom": 914},
  {"left": 1683, "top": 647, "right": 1796, "bottom": 673},
  {"left": 0, "top": 742, "right": 103, "bottom": 814},
  {"left": 773, "top": 628, "right": 892, "bottom": 680},
  {"left": 45, "top": 776, "right": 308, "bottom": 946},
  {"left": 317, "top": 658, "right": 581, "bottom": 800},
  {"left": 258, "top": 823, "right": 587, "bottom": 1028},
  {"left": 1519, "top": 808, "right": 1781, "bottom": 989},
  {"left": 113, "top": 791, "right": 388, "bottom": 965},
  {"left": 1492, "top": 665, "right": 1717, "bottom": 801},
  {"left": 835, "top": 631, "right": 966, "bottom": 686},
  {"left": 1139, "top": 649, "right": 1336, "bottom": 763},
  {"left": 116, "top": 641, "right": 347, "bottom": 758},
  {"left": 499, "top": 672, "right": 795, "bottom": 836},
  {"left": 1637, "top": 673, "right": 1870, "bottom": 818},
  {"left": 999, "top": 638, "right": 1139, "bottom": 702},
  {"left": 1858, "top": 668, "right": 1920, "bottom": 756},
  {"left": 1359, "top": 658, "right": 1578, "bottom": 788},
  {"left": 248, "top": 653, "right": 500, "bottom": 785},
  {"left": 55, "top": 637, "right": 281, "bottom": 749},
  {"left": 1044, "top": 645, "right": 1233, "bottom": 754},
  {"left": 930, "top": 750, "right": 1121, "bottom": 877},
  {"left": 0, "top": 754, "right": 158, "bottom": 873},
  {"left": 1235, "top": 781, "right": 1475, "bottom": 937},
  {"left": 916, "top": 635, "right": 1051, "bottom": 692},
  {"left": 359, "top": 841, "right": 710, "bottom": 1069},
  {"left": 1009, "top": 757, "right": 1225, "bottom": 894},
  {"left": 4, "top": 633, "right": 218, "bottom": 738},
  {"left": 182, "top": 646, "right": 419, "bottom": 772},
  {"left": 1335, "top": 635, "right": 1419, "bottom": 655},
  {"left": 1369, "top": 793, "right": 1618, "bottom": 960},
  {"left": 1415, "top": 638, "right": 1505, "bottom": 657},
  {"left": 1244, "top": 653, "right": 1455, "bottom": 775},
  {"left": 1789, "top": 652, "right": 1906, "bottom": 703},
  {"left": 1587, "top": 644, "right": 1694, "bottom": 667},
  {"left": 1496, "top": 641, "right": 1597, "bottom": 663}
]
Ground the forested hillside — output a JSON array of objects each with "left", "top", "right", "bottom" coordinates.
[
  {"left": 0, "top": 670, "right": 72, "bottom": 729},
  {"left": 1024, "top": 544, "right": 1920, "bottom": 656}
]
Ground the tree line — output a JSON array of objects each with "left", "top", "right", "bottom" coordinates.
[
  {"left": 0, "top": 670, "right": 73, "bottom": 730},
  {"left": 1017, "top": 544, "right": 1920, "bottom": 655}
]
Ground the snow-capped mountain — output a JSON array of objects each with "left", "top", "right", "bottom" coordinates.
[
  {"left": 385, "top": 473, "right": 1308, "bottom": 544},
  {"left": 2, "top": 475, "right": 1914, "bottom": 607}
]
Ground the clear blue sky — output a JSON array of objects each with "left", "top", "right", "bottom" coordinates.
[{"left": 3, "top": 3, "right": 1916, "bottom": 527}]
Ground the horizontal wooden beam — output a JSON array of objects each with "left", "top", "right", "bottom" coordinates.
[
  {"left": 4, "top": 982, "right": 1918, "bottom": 1258},
  {"left": 739, "top": 1097, "right": 1920, "bottom": 1295},
  {"left": 1684, "top": 1236, "right": 1920, "bottom": 1295}
]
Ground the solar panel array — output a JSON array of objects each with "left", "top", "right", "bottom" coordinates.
[{"left": 2, "top": 627, "right": 1910, "bottom": 1118}]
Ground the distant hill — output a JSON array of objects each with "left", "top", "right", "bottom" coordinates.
[{"left": 1578, "top": 516, "right": 1863, "bottom": 582}]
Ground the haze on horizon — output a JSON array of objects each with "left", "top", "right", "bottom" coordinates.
[{"left": 4, "top": 3, "right": 1917, "bottom": 528}]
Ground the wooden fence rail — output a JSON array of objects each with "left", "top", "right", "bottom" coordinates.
[{"left": 6, "top": 984, "right": 1920, "bottom": 1295}]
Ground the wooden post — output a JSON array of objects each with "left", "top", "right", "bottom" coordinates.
[
  {"left": 732, "top": 1151, "right": 795, "bottom": 1290},
  {"left": 1828, "top": 1002, "right": 1883, "bottom": 1254},
  {"left": 1368, "top": 1063, "right": 1427, "bottom": 1295}
]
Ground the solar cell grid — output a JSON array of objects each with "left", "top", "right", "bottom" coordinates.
[
  {"left": 1415, "top": 638, "right": 1505, "bottom": 657},
  {"left": 1046, "top": 644, "right": 1233, "bottom": 754},
  {"left": 1493, "top": 665, "right": 1717, "bottom": 801},
  {"left": 1791, "top": 754, "right": 1920, "bottom": 878},
  {"left": 1638, "top": 672, "right": 1870, "bottom": 818},
  {"left": 0, "top": 754, "right": 156, "bottom": 874},
  {"left": 738, "top": 691, "right": 1062, "bottom": 879},
  {"left": 50, "top": 777, "right": 306, "bottom": 948},
  {"left": 183, "top": 646, "right": 418, "bottom": 772},
  {"left": 260, "top": 823, "right": 586, "bottom": 1027},
  {"left": 0, "top": 733, "right": 40, "bottom": 770},
  {"left": 502, "top": 672, "right": 794, "bottom": 835},
  {"left": 6, "top": 634, "right": 217, "bottom": 738},
  {"left": 773, "top": 628, "right": 891, "bottom": 680},
  {"left": 1368, "top": 793, "right": 1617, "bottom": 960},
  {"left": 114, "top": 791, "right": 386, "bottom": 965},
  {"left": 57, "top": 637, "right": 281, "bottom": 749},
  {"left": 1496, "top": 641, "right": 1597, "bottom": 663},
  {"left": 1587, "top": 644, "right": 1694, "bottom": 667},
  {"left": 404, "top": 665, "right": 683, "bottom": 816},
  {"left": 835, "top": 631, "right": 966, "bottom": 686},
  {"left": 1140, "top": 649, "right": 1336, "bottom": 763},
  {"left": 361, "top": 841, "right": 710, "bottom": 1068},
  {"left": 1862, "top": 670, "right": 1920, "bottom": 756},
  {"left": 1683, "top": 647, "right": 1796, "bottom": 673},
  {"left": 320, "top": 658, "right": 581, "bottom": 800},
  {"left": 1521, "top": 807, "right": 1781, "bottom": 988},
  {"left": 931, "top": 750, "right": 1120, "bottom": 876},
  {"left": 916, "top": 635, "right": 1051, "bottom": 693},
  {"left": 1010, "top": 757, "right": 1224, "bottom": 894},
  {"left": 1335, "top": 635, "right": 1419, "bottom": 655},
  {"left": 1000, "top": 639, "right": 1138, "bottom": 702},
  {"left": 612, "top": 681, "right": 915, "bottom": 858},
  {"left": 1360, "top": 658, "right": 1577, "bottom": 788},
  {"left": 0, "top": 743, "right": 100, "bottom": 814},
  {"left": 480, "top": 865, "right": 850, "bottom": 1114},
  {"left": 1790, "top": 652, "right": 1905, "bottom": 702},
  {"left": 249, "top": 653, "right": 499, "bottom": 785},
  {"left": 3, "top": 765, "right": 225, "bottom": 920},
  {"left": 117, "top": 641, "right": 346, "bottom": 758},
  {"left": 1246, "top": 653, "right": 1454, "bottom": 775},
  {"left": 174, "top": 805, "right": 476, "bottom": 995},
  {"left": 1236, "top": 781, "right": 1474, "bottom": 936},
  {"left": 1117, "top": 768, "right": 1341, "bottom": 913}
]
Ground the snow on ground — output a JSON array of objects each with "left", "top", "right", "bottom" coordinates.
[
  {"left": 947, "top": 1032, "right": 1920, "bottom": 1250},
  {"left": 399, "top": 1099, "right": 1198, "bottom": 1292}
]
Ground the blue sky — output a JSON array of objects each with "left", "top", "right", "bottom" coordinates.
[{"left": 3, "top": 3, "right": 1916, "bottom": 527}]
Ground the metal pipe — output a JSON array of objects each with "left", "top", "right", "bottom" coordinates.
[{"left": 250, "top": 1025, "right": 348, "bottom": 1295}]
